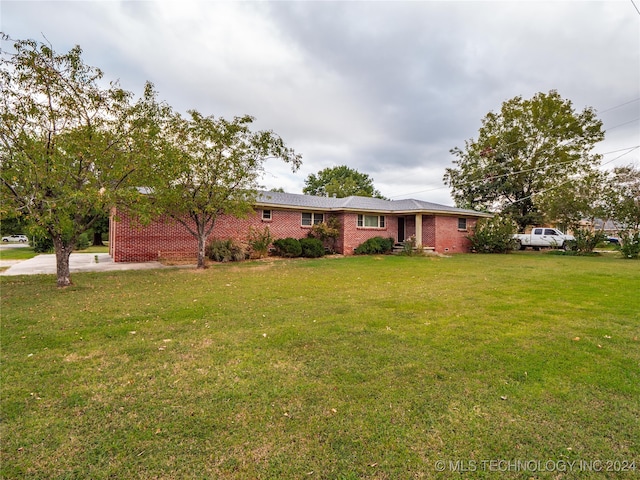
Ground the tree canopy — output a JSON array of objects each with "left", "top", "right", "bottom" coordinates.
[
  {"left": 303, "top": 165, "right": 385, "bottom": 199},
  {"left": 443, "top": 91, "right": 604, "bottom": 231},
  {"left": 0, "top": 35, "right": 157, "bottom": 286},
  {"left": 1, "top": 35, "right": 302, "bottom": 282},
  {"left": 143, "top": 110, "right": 302, "bottom": 268},
  {"left": 605, "top": 165, "right": 640, "bottom": 232}
]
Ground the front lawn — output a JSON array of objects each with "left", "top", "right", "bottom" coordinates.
[
  {"left": 0, "top": 246, "right": 37, "bottom": 261},
  {"left": 1, "top": 254, "right": 638, "bottom": 478}
]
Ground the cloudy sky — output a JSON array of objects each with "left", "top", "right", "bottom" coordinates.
[{"left": 2, "top": 0, "right": 639, "bottom": 205}]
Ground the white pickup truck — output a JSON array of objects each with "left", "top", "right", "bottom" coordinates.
[{"left": 513, "top": 227, "right": 575, "bottom": 250}]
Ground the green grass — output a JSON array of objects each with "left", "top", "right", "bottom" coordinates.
[
  {"left": 0, "top": 245, "right": 108, "bottom": 262},
  {"left": 1, "top": 254, "right": 639, "bottom": 479},
  {"left": 0, "top": 247, "right": 37, "bottom": 261},
  {"left": 78, "top": 245, "right": 109, "bottom": 254}
]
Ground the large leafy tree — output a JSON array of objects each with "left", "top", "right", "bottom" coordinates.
[
  {"left": 443, "top": 91, "right": 604, "bottom": 231},
  {"left": 145, "top": 110, "right": 302, "bottom": 269},
  {"left": 605, "top": 165, "right": 640, "bottom": 232},
  {"left": 536, "top": 170, "right": 607, "bottom": 231},
  {"left": 303, "top": 165, "right": 385, "bottom": 199},
  {"left": 0, "top": 36, "right": 156, "bottom": 286}
]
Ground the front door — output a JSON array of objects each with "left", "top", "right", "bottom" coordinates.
[{"left": 398, "top": 217, "right": 405, "bottom": 242}]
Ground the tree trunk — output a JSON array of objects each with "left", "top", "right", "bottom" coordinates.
[
  {"left": 197, "top": 231, "right": 207, "bottom": 269},
  {"left": 92, "top": 231, "right": 104, "bottom": 246},
  {"left": 52, "top": 235, "right": 75, "bottom": 287}
]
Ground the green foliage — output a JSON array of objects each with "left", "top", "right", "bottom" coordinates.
[
  {"left": 299, "top": 237, "right": 325, "bottom": 258},
  {"left": 272, "top": 237, "right": 302, "bottom": 258},
  {"left": 400, "top": 235, "right": 418, "bottom": 256},
  {"left": 564, "top": 228, "right": 606, "bottom": 255},
  {"left": 30, "top": 233, "right": 54, "bottom": 253},
  {"left": 205, "top": 239, "right": 246, "bottom": 262},
  {"left": 307, "top": 217, "right": 340, "bottom": 253},
  {"left": 468, "top": 215, "right": 518, "bottom": 253},
  {"left": 87, "top": 211, "right": 110, "bottom": 246},
  {"left": 0, "top": 215, "right": 29, "bottom": 236},
  {"left": 143, "top": 110, "right": 302, "bottom": 269},
  {"left": 303, "top": 165, "right": 385, "bottom": 199},
  {"left": 604, "top": 165, "right": 640, "bottom": 232},
  {"left": 537, "top": 171, "right": 607, "bottom": 231},
  {"left": 354, "top": 236, "right": 394, "bottom": 255},
  {"left": 75, "top": 233, "right": 91, "bottom": 251},
  {"left": 247, "top": 226, "right": 272, "bottom": 259},
  {"left": 617, "top": 231, "right": 640, "bottom": 259},
  {"left": 0, "top": 36, "right": 158, "bottom": 286},
  {"left": 444, "top": 90, "right": 604, "bottom": 232}
]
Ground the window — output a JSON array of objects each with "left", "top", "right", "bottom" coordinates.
[
  {"left": 533, "top": 228, "right": 543, "bottom": 235},
  {"left": 262, "top": 209, "right": 272, "bottom": 221},
  {"left": 357, "top": 214, "right": 385, "bottom": 228},
  {"left": 544, "top": 229, "right": 557, "bottom": 236},
  {"left": 301, "top": 212, "right": 324, "bottom": 226},
  {"left": 458, "top": 218, "right": 467, "bottom": 231}
]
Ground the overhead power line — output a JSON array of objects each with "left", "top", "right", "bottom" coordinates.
[
  {"left": 389, "top": 145, "right": 640, "bottom": 199},
  {"left": 599, "top": 97, "right": 640, "bottom": 114}
]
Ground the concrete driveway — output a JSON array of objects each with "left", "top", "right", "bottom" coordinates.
[{"left": 1, "top": 252, "right": 164, "bottom": 276}]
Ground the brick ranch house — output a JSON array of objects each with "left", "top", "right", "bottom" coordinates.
[{"left": 109, "top": 191, "right": 492, "bottom": 262}]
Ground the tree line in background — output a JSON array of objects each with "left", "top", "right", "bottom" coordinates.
[{"left": 444, "top": 90, "right": 639, "bottom": 257}]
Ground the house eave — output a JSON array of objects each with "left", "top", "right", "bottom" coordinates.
[{"left": 254, "top": 200, "right": 493, "bottom": 218}]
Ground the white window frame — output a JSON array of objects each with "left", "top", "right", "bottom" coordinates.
[
  {"left": 301, "top": 212, "right": 324, "bottom": 226},
  {"left": 262, "top": 209, "right": 272, "bottom": 221},
  {"left": 357, "top": 214, "right": 385, "bottom": 228},
  {"left": 458, "top": 218, "right": 467, "bottom": 231}
]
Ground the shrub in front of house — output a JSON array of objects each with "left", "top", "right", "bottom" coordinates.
[
  {"left": 272, "top": 238, "right": 302, "bottom": 258},
  {"left": 467, "top": 215, "right": 518, "bottom": 253},
  {"left": 354, "top": 236, "right": 395, "bottom": 255},
  {"left": 248, "top": 226, "right": 272, "bottom": 259},
  {"left": 307, "top": 218, "right": 340, "bottom": 253},
  {"left": 206, "top": 239, "right": 246, "bottom": 262},
  {"left": 300, "top": 237, "right": 325, "bottom": 258},
  {"left": 400, "top": 235, "right": 418, "bottom": 256}
]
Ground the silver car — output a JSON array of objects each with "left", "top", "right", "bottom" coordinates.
[{"left": 1, "top": 234, "right": 28, "bottom": 243}]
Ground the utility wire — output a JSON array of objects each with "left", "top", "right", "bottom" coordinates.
[
  {"left": 605, "top": 117, "right": 640, "bottom": 131},
  {"left": 599, "top": 97, "right": 640, "bottom": 114},
  {"left": 389, "top": 98, "right": 640, "bottom": 199},
  {"left": 507, "top": 146, "right": 639, "bottom": 206},
  {"left": 631, "top": 0, "right": 640, "bottom": 16},
  {"left": 389, "top": 145, "right": 640, "bottom": 199}
]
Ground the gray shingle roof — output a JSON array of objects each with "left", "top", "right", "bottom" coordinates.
[{"left": 255, "top": 191, "right": 491, "bottom": 217}]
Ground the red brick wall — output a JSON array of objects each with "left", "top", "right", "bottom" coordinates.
[
  {"left": 433, "top": 216, "right": 477, "bottom": 253},
  {"left": 111, "top": 208, "right": 336, "bottom": 262},
  {"left": 340, "top": 213, "right": 397, "bottom": 253},
  {"left": 110, "top": 208, "right": 478, "bottom": 261},
  {"left": 110, "top": 212, "right": 200, "bottom": 262},
  {"left": 423, "top": 216, "right": 436, "bottom": 247},
  {"left": 208, "top": 209, "right": 316, "bottom": 243}
]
